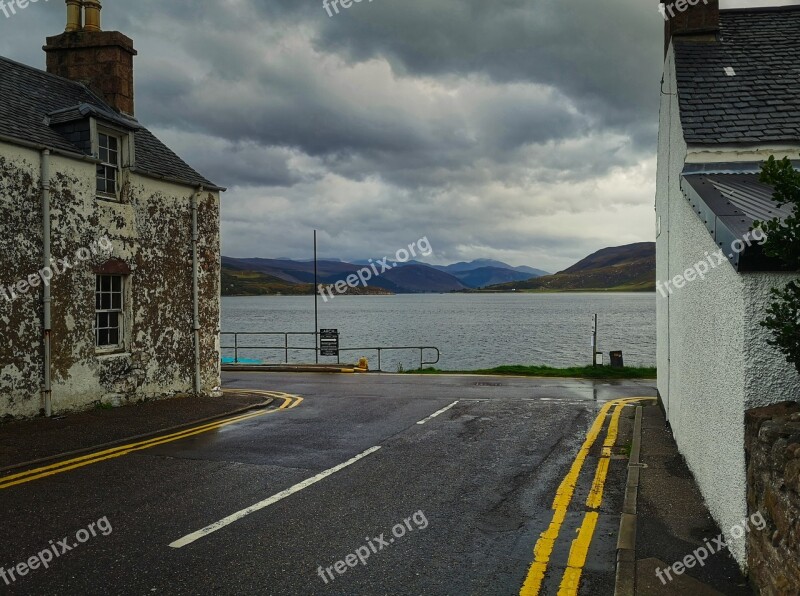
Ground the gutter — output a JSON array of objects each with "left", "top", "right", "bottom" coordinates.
[
  {"left": 41, "top": 150, "right": 52, "bottom": 418},
  {"left": 130, "top": 168, "right": 226, "bottom": 193},
  {"left": 0, "top": 133, "right": 101, "bottom": 164},
  {"left": 191, "top": 187, "right": 203, "bottom": 395},
  {"left": 0, "top": 135, "right": 224, "bottom": 192}
]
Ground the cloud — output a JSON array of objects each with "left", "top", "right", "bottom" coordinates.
[{"left": 0, "top": 0, "right": 677, "bottom": 269}]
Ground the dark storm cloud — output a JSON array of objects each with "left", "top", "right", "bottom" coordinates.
[{"left": 312, "top": 0, "right": 662, "bottom": 133}]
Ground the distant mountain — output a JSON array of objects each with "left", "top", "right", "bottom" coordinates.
[
  {"left": 222, "top": 255, "right": 555, "bottom": 295},
  {"left": 222, "top": 263, "right": 392, "bottom": 296},
  {"left": 382, "top": 264, "right": 466, "bottom": 292},
  {"left": 433, "top": 259, "right": 549, "bottom": 277},
  {"left": 451, "top": 266, "right": 536, "bottom": 288},
  {"left": 222, "top": 257, "right": 361, "bottom": 285},
  {"left": 222, "top": 257, "right": 467, "bottom": 294},
  {"left": 485, "top": 243, "right": 655, "bottom": 292}
]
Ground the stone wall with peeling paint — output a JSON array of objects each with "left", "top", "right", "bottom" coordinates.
[{"left": 0, "top": 140, "right": 221, "bottom": 419}]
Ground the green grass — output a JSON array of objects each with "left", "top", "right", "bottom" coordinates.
[{"left": 405, "top": 364, "right": 657, "bottom": 379}]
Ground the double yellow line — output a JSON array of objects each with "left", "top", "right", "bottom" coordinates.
[
  {"left": 0, "top": 390, "right": 302, "bottom": 491},
  {"left": 520, "top": 397, "right": 654, "bottom": 596}
]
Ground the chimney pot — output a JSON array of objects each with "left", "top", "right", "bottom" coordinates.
[
  {"left": 65, "top": 0, "right": 82, "bottom": 32},
  {"left": 83, "top": 0, "right": 102, "bottom": 32}
]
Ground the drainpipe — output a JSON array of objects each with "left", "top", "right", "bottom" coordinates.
[
  {"left": 41, "top": 150, "right": 52, "bottom": 417},
  {"left": 191, "top": 187, "right": 203, "bottom": 395}
]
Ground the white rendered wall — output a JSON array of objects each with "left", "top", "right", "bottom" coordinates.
[
  {"left": 657, "top": 40, "right": 800, "bottom": 566},
  {"left": 743, "top": 274, "right": 800, "bottom": 409}
]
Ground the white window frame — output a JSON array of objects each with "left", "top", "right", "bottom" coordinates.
[
  {"left": 96, "top": 130, "right": 121, "bottom": 200},
  {"left": 95, "top": 274, "right": 126, "bottom": 352},
  {"left": 91, "top": 120, "right": 133, "bottom": 202}
]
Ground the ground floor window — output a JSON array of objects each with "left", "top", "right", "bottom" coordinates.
[{"left": 95, "top": 274, "right": 124, "bottom": 349}]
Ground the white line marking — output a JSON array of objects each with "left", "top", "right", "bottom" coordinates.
[
  {"left": 169, "top": 445, "right": 382, "bottom": 548},
  {"left": 416, "top": 401, "right": 459, "bottom": 425}
]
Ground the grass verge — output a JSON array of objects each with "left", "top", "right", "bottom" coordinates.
[{"left": 405, "top": 365, "right": 657, "bottom": 379}]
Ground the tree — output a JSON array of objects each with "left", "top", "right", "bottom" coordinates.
[{"left": 754, "top": 156, "right": 800, "bottom": 373}]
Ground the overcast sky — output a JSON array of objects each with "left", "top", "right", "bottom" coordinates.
[{"left": 0, "top": 0, "right": 794, "bottom": 270}]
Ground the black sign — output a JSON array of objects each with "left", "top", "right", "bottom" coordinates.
[{"left": 319, "top": 329, "right": 339, "bottom": 357}]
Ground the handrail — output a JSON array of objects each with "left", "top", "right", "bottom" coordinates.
[
  {"left": 220, "top": 332, "right": 440, "bottom": 372},
  {"left": 339, "top": 347, "right": 440, "bottom": 372}
]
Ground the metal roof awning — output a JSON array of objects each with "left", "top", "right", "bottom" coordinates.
[{"left": 681, "top": 164, "right": 794, "bottom": 272}]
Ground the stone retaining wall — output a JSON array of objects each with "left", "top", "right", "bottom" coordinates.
[{"left": 745, "top": 401, "right": 800, "bottom": 594}]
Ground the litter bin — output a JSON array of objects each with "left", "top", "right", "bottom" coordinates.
[{"left": 609, "top": 351, "right": 624, "bottom": 368}]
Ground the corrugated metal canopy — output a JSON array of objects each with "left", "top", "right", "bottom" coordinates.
[
  {"left": 707, "top": 176, "right": 793, "bottom": 224},
  {"left": 681, "top": 165, "right": 794, "bottom": 272}
]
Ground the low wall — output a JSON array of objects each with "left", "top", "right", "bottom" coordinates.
[{"left": 745, "top": 401, "right": 800, "bottom": 593}]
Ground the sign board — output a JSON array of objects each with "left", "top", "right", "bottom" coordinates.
[{"left": 319, "top": 329, "right": 339, "bottom": 357}]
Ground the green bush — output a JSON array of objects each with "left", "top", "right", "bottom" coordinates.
[{"left": 755, "top": 156, "right": 800, "bottom": 374}]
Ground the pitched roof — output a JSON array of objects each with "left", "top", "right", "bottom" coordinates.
[
  {"left": 0, "top": 56, "right": 220, "bottom": 190},
  {"left": 674, "top": 7, "right": 800, "bottom": 146}
]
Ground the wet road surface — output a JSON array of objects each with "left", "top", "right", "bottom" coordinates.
[{"left": 0, "top": 373, "right": 656, "bottom": 595}]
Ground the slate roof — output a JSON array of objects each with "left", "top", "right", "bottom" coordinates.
[
  {"left": 674, "top": 7, "right": 800, "bottom": 145},
  {"left": 0, "top": 55, "right": 220, "bottom": 190},
  {"left": 681, "top": 164, "right": 793, "bottom": 272}
]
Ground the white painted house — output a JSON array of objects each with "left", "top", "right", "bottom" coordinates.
[{"left": 656, "top": 1, "right": 800, "bottom": 565}]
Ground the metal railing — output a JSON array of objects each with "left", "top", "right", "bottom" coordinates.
[{"left": 220, "top": 332, "right": 440, "bottom": 372}]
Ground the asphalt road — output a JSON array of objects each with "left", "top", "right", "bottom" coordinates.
[{"left": 0, "top": 373, "right": 657, "bottom": 595}]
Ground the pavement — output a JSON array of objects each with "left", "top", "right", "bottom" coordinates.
[
  {"left": 632, "top": 402, "right": 752, "bottom": 595},
  {"left": 0, "top": 372, "right": 752, "bottom": 595},
  {"left": 0, "top": 392, "right": 269, "bottom": 470}
]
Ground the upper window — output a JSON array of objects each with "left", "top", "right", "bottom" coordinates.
[
  {"left": 95, "top": 274, "right": 124, "bottom": 350},
  {"left": 96, "top": 132, "right": 120, "bottom": 199}
]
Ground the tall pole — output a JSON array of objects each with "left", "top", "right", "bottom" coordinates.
[
  {"left": 314, "top": 230, "right": 319, "bottom": 364},
  {"left": 592, "top": 313, "right": 598, "bottom": 367}
]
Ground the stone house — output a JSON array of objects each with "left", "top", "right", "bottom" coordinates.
[
  {"left": 656, "top": 0, "right": 800, "bottom": 568},
  {"left": 0, "top": 0, "right": 224, "bottom": 418}
]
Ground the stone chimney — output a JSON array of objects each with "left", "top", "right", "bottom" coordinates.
[
  {"left": 44, "top": 1, "right": 138, "bottom": 116},
  {"left": 661, "top": 0, "right": 720, "bottom": 56}
]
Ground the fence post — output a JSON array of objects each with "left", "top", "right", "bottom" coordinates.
[
  {"left": 285, "top": 333, "right": 289, "bottom": 364},
  {"left": 234, "top": 334, "right": 239, "bottom": 364}
]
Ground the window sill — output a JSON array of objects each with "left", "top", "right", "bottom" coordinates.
[
  {"left": 96, "top": 350, "right": 130, "bottom": 360},
  {"left": 96, "top": 195, "right": 122, "bottom": 203}
]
